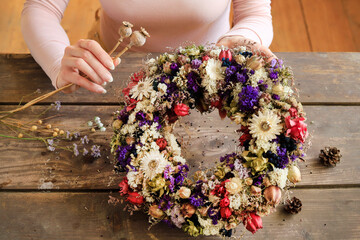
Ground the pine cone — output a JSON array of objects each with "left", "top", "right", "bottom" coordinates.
[
  {"left": 319, "top": 147, "right": 342, "bottom": 167},
  {"left": 284, "top": 197, "right": 302, "bottom": 214}
]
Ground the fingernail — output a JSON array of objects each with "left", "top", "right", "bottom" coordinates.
[
  {"left": 116, "top": 57, "right": 121, "bottom": 65},
  {"left": 108, "top": 75, "right": 113, "bottom": 83},
  {"left": 102, "top": 82, "right": 107, "bottom": 86},
  {"left": 109, "top": 61, "right": 115, "bottom": 70},
  {"left": 96, "top": 85, "right": 107, "bottom": 94}
]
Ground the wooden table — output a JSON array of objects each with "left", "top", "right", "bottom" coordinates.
[{"left": 0, "top": 53, "right": 359, "bottom": 240}]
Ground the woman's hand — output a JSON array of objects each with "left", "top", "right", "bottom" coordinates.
[
  {"left": 56, "top": 39, "right": 121, "bottom": 93},
  {"left": 217, "top": 36, "right": 276, "bottom": 62}
]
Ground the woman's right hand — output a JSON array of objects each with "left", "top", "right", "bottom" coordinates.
[{"left": 56, "top": 39, "right": 121, "bottom": 93}]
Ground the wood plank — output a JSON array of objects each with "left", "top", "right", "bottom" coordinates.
[
  {"left": 342, "top": 0, "right": 360, "bottom": 52},
  {"left": 0, "top": 105, "right": 359, "bottom": 189},
  {"left": 301, "top": 0, "right": 357, "bottom": 51},
  {"left": 0, "top": 53, "right": 359, "bottom": 104},
  {"left": 0, "top": 188, "right": 359, "bottom": 239},
  {"left": 270, "top": 0, "right": 312, "bottom": 52}
]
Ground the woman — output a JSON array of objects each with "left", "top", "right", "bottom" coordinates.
[{"left": 21, "top": 0, "right": 274, "bottom": 94}]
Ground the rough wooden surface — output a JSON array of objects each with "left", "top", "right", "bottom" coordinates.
[
  {"left": 0, "top": 105, "right": 359, "bottom": 189},
  {"left": 1, "top": 52, "right": 360, "bottom": 239},
  {"left": 0, "top": 53, "right": 359, "bottom": 104},
  {"left": 1, "top": 189, "right": 359, "bottom": 240}
]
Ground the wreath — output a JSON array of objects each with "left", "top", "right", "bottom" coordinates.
[{"left": 110, "top": 45, "right": 308, "bottom": 237}]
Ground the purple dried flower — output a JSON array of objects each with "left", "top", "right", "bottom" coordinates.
[
  {"left": 54, "top": 101, "right": 61, "bottom": 111},
  {"left": 170, "top": 62, "right": 179, "bottom": 72},
  {"left": 90, "top": 145, "right": 101, "bottom": 158},
  {"left": 189, "top": 194, "right": 204, "bottom": 207},
  {"left": 234, "top": 159, "right": 250, "bottom": 179},
  {"left": 159, "top": 194, "right": 173, "bottom": 211},
  {"left": 191, "top": 59, "right": 202, "bottom": 69},
  {"left": 186, "top": 71, "right": 200, "bottom": 93},
  {"left": 47, "top": 146, "right": 55, "bottom": 152},
  {"left": 73, "top": 132, "right": 80, "bottom": 139},
  {"left": 80, "top": 135, "right": 89, "bottom": 145},
  {"left": 136, "top": 111, "right": 146, "bottom": 121},
  {"left": 171, "top": 206, "right": 185, "bottom": 228},
  {"left": 238, "top": 85, "right": 259, "bottom": 112},
  {"left": 272, "top": 94, "right": 280, "bottom": 100},
  {"left": 47, "top": 139, "right": 54, "bottom": 146},
  {"left": 73, "top": 143, "right": 79, "bottom": 156},
  {"left": 83, "top": 148, "right": 89, "bottom": 156},
  {"left": 269, "top": 70, "right": 278, "bottom": 80}
]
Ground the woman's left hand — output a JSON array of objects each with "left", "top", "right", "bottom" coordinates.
[{"left": 217, "top": 36, "right": 276, "bottom": 62}]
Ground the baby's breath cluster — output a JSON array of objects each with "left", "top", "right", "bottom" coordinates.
[{"left": 110, "top": 45, "right": 308, "bottom": 237}]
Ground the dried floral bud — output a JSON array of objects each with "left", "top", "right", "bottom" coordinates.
[
  {"left": 178, "top": 187, "right": 191, "bottom": 199},
  {"left": 246, "top": 56, "right": 262, "bottom": 70},
  {"left": 235, "top": 54, "right": 246, "bottom": 64},
  {"left": 126, "top": 136, "right": 135, "bottom": 145},
  {"left": 272, "top": 84, "right": 284, "bottom": 97},
  {"left": 54, "top": 128, "right": 59, "bottom": 132},
  {"left": 112, "top": 119, "right": 123, "bottom": 129},
  {"left": 262, "top": 177, "right": 271, "bottom": 187},
  {"left": 287, "top": 165, "right": 301, "bottom": 183},
  {"left": 18, "top": 133, "right": 23, "bottom": 138},
  {"left": 193, "top": 171, "right": 206, "bottom": 182},
  {"left": 59, "top": 130, "right": 65, "bottom": 135},
  {"left": 31, "top": 125, "right": 38, "bottom": 131},
  {"left": 118, "top": 21, "right": 133, "bottom": 39},
  {"left": 225, "top": 221, "right": 237, "bottom": 230},
  {"left": 91, "top": 128, "right": 96, "bottom": 132},
  {"left": 225, "top": 178, "right": 243, "bottom": 194},
  {"left": 37, "top": 120, "right": 43, "bottom": 124},
  {"left": 181, "top": 203, "right": 196, "bottom": 218},
  {"left": 264, "top": 186, "right": 282, "bottom": 206},
  {"left": 198, "top": 206, "right": 209, "bottom": 217},
  {"left": 148, "top": 204, "right": 164, "bottom": 218},
  {"left": 250, "top": 185, "right": 261, "bottom": 195},
  {"left": 52, "top": 132, "right": 58, "bottom": 137},
  {"left": 245, "top": 178, "right": 253, "bottom": 186},
  {"left": 46, "top": 124, "right": 52, "bottom": 129}
]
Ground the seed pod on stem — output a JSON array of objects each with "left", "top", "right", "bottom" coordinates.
[{"left": 108, "top": 21, "right": 134, "bottom": 55}]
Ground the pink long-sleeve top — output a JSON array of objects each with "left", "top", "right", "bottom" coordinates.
[{"left": 21, "top": 0, "right": 273, "bottom": 88}]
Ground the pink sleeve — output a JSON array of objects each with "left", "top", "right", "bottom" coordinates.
[
  {"left": 219, "top": 0, "right": 273, "bottom": 47},
  {"left": 21, "top": 0, "right": 70, "bottom": 88}
]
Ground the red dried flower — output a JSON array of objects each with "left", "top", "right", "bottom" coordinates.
[
  {"left": 174, "top": 103, "right": 190, "bottom": 116},
  {"left": 220, "top": 207, "right": 232, "bottom": 219},
  {"left": 156, "top": 138, "right": 167, "bottom": 151},
  {"left": 285, "top": 116, "right": 308, "bottom": 143},
  {"left": 126, "top": 191, "right": 144, "bottom": 205},
  {"left": 119, "top": 177, "right": 129, "bottom": 196},
  {"left": 243, "top": 212, "right": 263, "bottom": 234}
]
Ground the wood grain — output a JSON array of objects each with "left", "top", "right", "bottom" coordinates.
[
  {"left": 270, "top": 0, "right": 312, "bottom": 52},
  {"left": 301, "top": 0, "right": 357, "bottom": 51},
  {"left": 342, "top": 0, "right": 360, "bottom": 52},
  {"left": 0, "top": 105, "right": 359, "bottom": 190},
  {"left": 1, "top": 188, "right": 359, "bottom": 239},
  {"left": 0, "top": 53, "right": 359, "bottom": 104}
]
